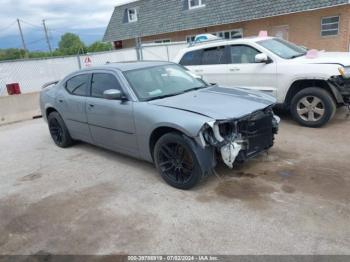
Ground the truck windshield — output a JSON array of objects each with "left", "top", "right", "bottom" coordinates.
[
  {"left": 258, "top": 38, "right": 307, "bottom": 59},
  {"left": 124, "top": 64, "right": 208, "bottom": 101}
]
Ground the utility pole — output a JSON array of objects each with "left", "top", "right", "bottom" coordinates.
[
  {"left": 17, "top": 18, "right": 28, "bottom": 58},
  {"left": 42, "top": 19, "right": 52, "bottom": 54}
]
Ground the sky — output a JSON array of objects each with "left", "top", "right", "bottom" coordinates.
[{"left": 0, "top": 0, "right": 137, "bottom": 51}]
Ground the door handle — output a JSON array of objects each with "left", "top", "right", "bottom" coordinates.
[
  {"left": 229, "top": 68, "right": 240, "bottom": 72},
  {"left": 58, "top": 99, "right": 64, "bottom": 103},
  {"left": 88, "top": 104, "right": 95, "bottom": 108},
  {"left": 194, "top": 69, "right": 203, "bottom": 73}
]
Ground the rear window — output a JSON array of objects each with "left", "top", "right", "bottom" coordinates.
[
  {"left": 65, "top": 74, "right": 89, "bottom": 96},
  {"left": 179, "top": 50, "right": 202, "bottom": 66}
]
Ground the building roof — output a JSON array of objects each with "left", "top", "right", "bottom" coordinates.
[{"left": 103, "top": 0, "right": 349, "bottom": 42}]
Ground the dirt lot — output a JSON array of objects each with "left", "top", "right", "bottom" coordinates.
[{"left": 0, "top": 109, "right": 349, "bottom": 255}]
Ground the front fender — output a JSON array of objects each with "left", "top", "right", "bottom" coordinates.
[
  {"left": 134, "top": 103, "right": 213, "bottom": 162},
  {"left": 183, "top": 135, "right": 216, "bottom": 176}
]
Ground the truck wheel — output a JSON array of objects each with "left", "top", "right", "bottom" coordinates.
[
  {"left": 154, "top": 133, "right": 203, "bottom": 190},
  {"left": 48, "top": 111, "right": 74, "bottom": 148},
  {"left": 290, "top": 87, "right": 336, "bottom": 128}
]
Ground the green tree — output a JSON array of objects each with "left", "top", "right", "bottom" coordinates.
[
  {"left": 58, "top": 33, "right": 86, "bottom": 55},
  {"left": 0, "top": 48, "right": 26, "bottom": 61},
  {"left": 28, "top": 51, "right": 51, "bottom": 59},
  {"left": 87, "top": 41, "right": 112, "bottom": 53}
]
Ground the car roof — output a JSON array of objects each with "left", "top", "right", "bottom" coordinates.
[
  {"left": 80, "top": 60, "right": 173, "bottom": 72},
  {"left": 183, "top": 36, "right": 275, "bottom": 52}
]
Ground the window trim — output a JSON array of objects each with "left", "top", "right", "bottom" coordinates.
[
  {"left": 64, "top": 73, "right": 91, "bottom": 97},
  {"left": 127, "top": 8, "right": 138, "bottom": 23},
  {"left": 320, "top": 15, "right": 339, "bottom": 37},
  {"left": 90, "top": 72, "right": 122, "bottom": 99},
  {"left": 188, "top": 0, "right": 205, "bottom": 10}
]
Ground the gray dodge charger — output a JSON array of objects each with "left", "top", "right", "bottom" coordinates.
[{"left": 40, "top": 61, "right": 279, "bottom": 189}]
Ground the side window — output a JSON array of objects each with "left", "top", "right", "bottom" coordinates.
[
  {"left": 230, "top": 45, "right": 260, "bottom": 64},
  {"left": 91, "top": 73, "right": 122, "bottom": 98},
  {"left": 179, "top": 50, "right": 202, "bottom": 66},
  {"left": 65, "top": 74, "right": 89, "bottom": 96},
  {"left": 201, "top": 46, "right": 225, "bottom": 65}
]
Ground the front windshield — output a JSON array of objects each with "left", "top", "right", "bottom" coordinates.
[
  {"left": 258, "top": 38, "right": 307, "bottom": 59},
  {"left": 124, "top": 64, "right": 207, "bottom": 101}
]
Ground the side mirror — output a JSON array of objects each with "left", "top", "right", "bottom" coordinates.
[
  {"left": 255, "top": 53, "right": 269, "bottom": 63},
  {"left": 103, "top": 89, "right": 122, "bottom": 100}
]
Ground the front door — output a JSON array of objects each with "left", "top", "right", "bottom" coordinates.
[
  {"left": 85, "top": 72, "right": 138, "bottom": 156},
  {"left": 226, "top": 44, "right": 278, "bottom": 97}
]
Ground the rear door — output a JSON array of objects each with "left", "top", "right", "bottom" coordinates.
[
  {"left": 227, "top": 44, "right": 278, "bottom": 97},
  {"left": 179, "top": 46, "right": 230, "bottom": 85},
  {"left": 56, "top": 73, "right": 92, "bottom": 143},
  {"left": 85, "top": 71, "right": 138, "bottom": 156}
]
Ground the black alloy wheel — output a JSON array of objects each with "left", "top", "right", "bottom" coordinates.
[
  {"left": 154, "top": 133, "right": 203, "bottom": 189},
  {"left": 47, "top": 111, "right": 73, "bottom": 148},
  {"left": 49, "top": 118, "right": 64, "bottom": 144}
]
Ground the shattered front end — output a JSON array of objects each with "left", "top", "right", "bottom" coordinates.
[
  {"left": 329, "top": 75, "right": 350, "bottom": 105},
  {"left": 199, "top": 106, "right": 279, "bottom": 168}
]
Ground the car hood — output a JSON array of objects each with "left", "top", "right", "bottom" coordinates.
[
  {"left": 295, "top": 52, "right": 350, "bottom": 66},
  {"left": 148, "top": 86, "right": 276, "bottom": 120}
]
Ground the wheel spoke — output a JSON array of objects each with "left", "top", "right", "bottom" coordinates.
[
  {"left": 160, "top": 145, "right": 175, "bottom": 159},
  {"left": 159, "top": 160, "right": 172, "bottom": 167},
  {"left": 300, "top": 97, "right": 311, "bottom": 107},
  {"left": 178, "top": 170, "right": 185, "bottom": 182},
  {"left": 297, "top": 107, "right": 309, "bottom": 115},
  {"left": 307, "top": 111, "right": 316, "bottom": 121},
  {"left": 313, "top": 107, "right": 325, "bottom": 116},
  {"left": 311, "top": 97, "right": 322, "bottom": 107},
  {"left": 163, "top": 164, "right": 175, "bottom": 172}
]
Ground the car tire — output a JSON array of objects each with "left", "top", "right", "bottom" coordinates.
[
  {"left": 47, "top": 111, "right": 74, "bottom": 148},
  {"left": 290, "top": 87, "right": 336, "bottom": 128},
  {"left": 154, "top": 132, "right": 203, "bottom": 190}
]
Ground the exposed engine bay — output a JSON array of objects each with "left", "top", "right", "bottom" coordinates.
[{"left": 199, "top": 107, "right": 279, "bottom": 168}]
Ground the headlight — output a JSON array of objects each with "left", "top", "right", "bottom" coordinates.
[{"left": 338, "top": 67, "right": 350, "bottom": 78}]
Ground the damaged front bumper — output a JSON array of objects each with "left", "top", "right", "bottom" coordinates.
[
  {"left": 329, "top": 75, "right": 350, "bottom": 104},
  {"left": 198, "top": 106, "right": 279, "bottom": 168}
]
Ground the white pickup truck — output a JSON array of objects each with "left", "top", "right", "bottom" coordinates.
[{"left": 174, "top": 36, "right": 350, "bottom": 127}]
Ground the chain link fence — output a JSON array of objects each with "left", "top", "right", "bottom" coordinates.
[{"left": 0, "top": 41, "right": 187, "bottom": 96}]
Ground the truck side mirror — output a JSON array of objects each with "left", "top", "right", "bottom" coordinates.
[{"left": 255, "top": 53, "right": 269, "bottom": 63}]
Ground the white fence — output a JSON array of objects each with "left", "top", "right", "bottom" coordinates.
[{"left": 0, "top": 41, "right": 188, "bottom": 96}]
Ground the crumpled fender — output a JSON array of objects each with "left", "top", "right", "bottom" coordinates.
[{"left": 182, "top": 135, "right": 216, "bottom": 176}]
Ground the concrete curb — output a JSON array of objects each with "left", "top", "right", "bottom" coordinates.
[{"left": 0, "top": 92, "right": 42, "bottom": 126}]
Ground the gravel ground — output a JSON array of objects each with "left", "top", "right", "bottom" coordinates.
[{"left": 0, "top": 109, "right": 349, "bottom": 255}]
